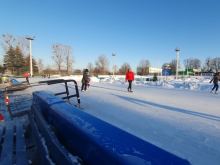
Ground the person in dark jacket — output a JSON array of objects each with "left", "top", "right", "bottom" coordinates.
[
  {"left": 210, "top": 73, "right": 219, "bottom": 94},
  {"left": 125, "top": 68, "right": 134, "bottom": 92},
  {"left": 81, "top": 69, "right": 90, "bottom": 91}
]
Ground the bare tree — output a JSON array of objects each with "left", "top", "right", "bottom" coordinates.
[
  {"left": 95, "top": 55, "right": 109, "bottom": 74},
  {"left": 87, "top": 62, "right": 94, "bottom": 73},
  {"left": 211, "top": 57, "right": 220, "bottom": 72},
  {"left": 64, "top": 46, "right": 73, "bottom": 75},
  {"left": 184, "top": 58, "right": 201, "bottom": 70},
  {"left": 17, "top": 36, "right": 29, "bottom": 56},
  {"left": 52, "top": 44, "right": 65, "bottom": 74},
  {"left": 1, "top": 34, "right": 29, "bottom": 55},
  {"left": 136, "top": 59, "right": 150, "bottom": 75},
  {"left": 38, "top": 58, "right": 44, "bottom": 74},
  {"left": 44, "top": 65, "right": 52, "bottom": 75},
  {"left": 168, "top": 59, "right": 177, "bottom": 74},
  {"left": 1, "top": 34, "right": 15, "bottom": 65},
  {"left": 203, "top": 57, "right": 220, "bottom": 72},
  {"left": 1, "top": 34, "right": 16, "bottom": 51},
  {"left": 113, "top": 65, "right": 119, "bottom": 75},
  {"left": 203, "top": 57, "right": 212, "bottom": 71},
  {"left": 119, "top": 63, "right": 131, "bottom": 74}
]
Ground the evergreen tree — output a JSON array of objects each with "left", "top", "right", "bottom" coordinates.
[
  {"left": 4, "top": 46, "right": 16, "bottom": 74},
  {"left": 3, "top": 46, "right": 26, "bottom": 75},
  {"left": 24, "top": 56, "right": 39, "bottom": 74},
  {"left": 153, "top": 73, "right": 158, "bottom": 81},
  {"left": 14, "top": 46, "right": 25, "bottom": 75},
  {"left": 0, "top": 64, "right": 3, "bottom": 74}
]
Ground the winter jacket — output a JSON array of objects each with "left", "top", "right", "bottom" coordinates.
[
  {"left": 210, "top": 75, "right": 219, "bottom": 84},
  {"left": 82, "top": 70, "right": 90, "bottom": 84},
  {"left": 126, "top": 71, "right": 134, "bottom": 81},
  {"left": 23, "top": 72, "right": 30, "bottom": 78}
]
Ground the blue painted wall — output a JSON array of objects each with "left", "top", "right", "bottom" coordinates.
[{"left": 32, "top": 91, "right": 190, "bottom": 165}]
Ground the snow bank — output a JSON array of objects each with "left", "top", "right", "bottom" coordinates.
[{"left": 98, "top": 75, "right": 214, "bottom": 92}]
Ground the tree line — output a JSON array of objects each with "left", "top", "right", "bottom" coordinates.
[
  {"left": 0, "top": 34, "right": 38, "bottom": 75},
  {"left": 162, "top": 57, "right": 220, "bottom": 75},
  {"left": 1, "top": 33, "right": 220, "bottom": 76},
  {"left": 83, "top": 55, "right": 220, "bottom": 76}
]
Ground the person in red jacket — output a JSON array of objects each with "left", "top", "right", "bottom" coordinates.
[
  {"left": 125, "top": 68, "right": 134, "bottom": 92},
  {"left": 23, "top": 72, "right": 30, "bottom": 85}
]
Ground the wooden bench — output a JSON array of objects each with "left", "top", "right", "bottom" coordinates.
[
  {"left": 29, "top": 102, "right": 81, "bottom": 165},
  {"left": 0, "top": 119, "right": 29, "bottom": 165},
  {"left": 0, "top": 97, "right": 81, "bottom": 165}
]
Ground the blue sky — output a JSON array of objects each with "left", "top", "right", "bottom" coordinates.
[{"left": 0, "top": 0, "right": 220, "bottom": 70}]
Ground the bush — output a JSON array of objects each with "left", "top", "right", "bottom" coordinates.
[{"left": 153, "top": 73, "right": 158, "bottom": 81}]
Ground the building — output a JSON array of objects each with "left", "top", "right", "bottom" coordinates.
[{"left": 149, "top": 67, "right": 162, "bottom": 75}]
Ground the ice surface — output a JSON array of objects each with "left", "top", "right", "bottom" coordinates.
[{"left": 15, "top": 75, "right": 220, "bottom": 165}]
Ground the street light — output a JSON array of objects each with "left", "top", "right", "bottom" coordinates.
[
  {"left": 26, "top": 36, "right": 35, "bottom": 77},
  {"left": 112, "top": 53, "right": 116, "bottom": 79},
  {"left": 175, "top": 48, "right": 180, "bottom": 79},
  {"left": 186, "top": 59, "right": 189, "bottom": 77}
]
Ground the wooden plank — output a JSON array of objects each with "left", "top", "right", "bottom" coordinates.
[
  {"left": 0, "top": 121, "right": 14, "bottom": 165},
  {"left": 33, "top": 107, "right": 79, "bottom": 165},
  {"left": 29, "top": 113, "right": 53, "bottom": 165},
  {"left": 15, "top": 120, "right": 29, "bottom": 165},
  {"left": 0, "top": 124, "right": 4, "bottom": 140}
]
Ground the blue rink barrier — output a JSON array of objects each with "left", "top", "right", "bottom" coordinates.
[{"left": 32, "top": 91, "right": 191, "bottom": 165}]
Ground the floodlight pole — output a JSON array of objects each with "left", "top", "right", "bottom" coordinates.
[
  {"left": 112, "top": 53, "right": 116, "bottom": 78},
  {"left": 175, "top": 48, "right": 180, "bottom": 79},
  {"left": 26, "top": 37, "right": 34, "bottom": 77}
]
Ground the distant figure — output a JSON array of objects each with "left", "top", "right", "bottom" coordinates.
[
  {"left": 125, "top": 68, "right": 134, "bottom": 92},
  {"left": 23, "top": 72, "right": 30, "bottom": 85},
  {"left": 81, "top": 69, "right": 90, "bottom": 91},
  {"left": 210, "top": 73, "right": 219, "bottom": 94}
]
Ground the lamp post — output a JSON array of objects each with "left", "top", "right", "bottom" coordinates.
[
  {"left": 26, "top": 36, "right": 34, "bottom": 77},
  {"left": 112, "top": 53, "right": 116, "bottom": 79},
  {"left": 186, "top": 59, "right": 188, "bottom": 77},
  {"left": 175, "top": 48, "right": 180, "bottom": 79}
]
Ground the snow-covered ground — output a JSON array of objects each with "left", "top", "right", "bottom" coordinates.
[{"left": 16, "top": 75, "right": 220, "bottom": 165}]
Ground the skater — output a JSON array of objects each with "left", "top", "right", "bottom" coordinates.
[
  {"left": 23, "top": 72, "right": 30, "bottom": 85},
  {"left": 81, "top": 69, "right": 90, "bottom": 91},
  {"left": 125, "top": 68, "right": 134, "bottom": 92},
  {"left": 210, "top": 73, "right": 219, "bottom": 94}
]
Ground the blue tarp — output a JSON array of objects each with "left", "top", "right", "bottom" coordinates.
[{"left": 10, "top": 79, "right": 21, "bottom": 85}]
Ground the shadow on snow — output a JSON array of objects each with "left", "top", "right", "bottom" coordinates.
[{"left": 112, "top": 94, "right": 220, "bottom": 122}]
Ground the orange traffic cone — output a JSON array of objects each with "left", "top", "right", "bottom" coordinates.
[{"left": 5, "top": 95, "right": 10, "bottom": 105}]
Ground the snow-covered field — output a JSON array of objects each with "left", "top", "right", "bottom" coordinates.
[{"left": 17, "top": 75, "right": 220, "bottom": 165}]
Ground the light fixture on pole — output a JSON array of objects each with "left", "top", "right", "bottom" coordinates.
[
  {"left": 186, "top": 59, "right": 188, "bottom": 76},
  {"left": 175, "top": 48, "right": 180, "bottom": 79},
  {"left": 112, "top": 53, "right": 116, "bottom": 78},
  {"left": 26, "top": 36, "right": 35, "bottom": 77}
]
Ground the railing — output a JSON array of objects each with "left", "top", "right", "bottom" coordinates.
[
  {"left": 2, "top": 79, "right": 81, "bottom": 119},
  {"left": 39, "top": 79, "right": 80, "bottom": 106}
]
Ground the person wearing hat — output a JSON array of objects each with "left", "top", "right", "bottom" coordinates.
[{"left": 81, "top": 69, "right": 90, "bottom": 91}]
